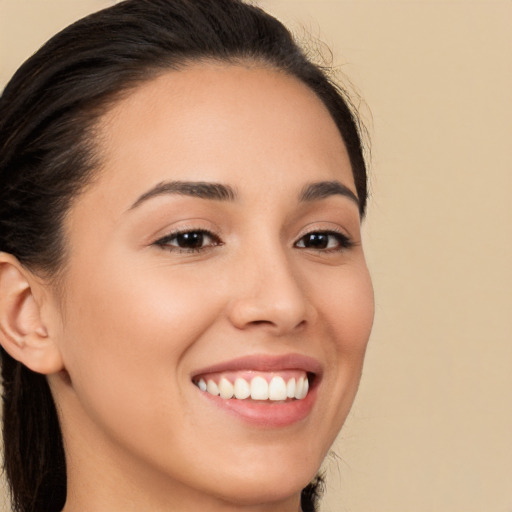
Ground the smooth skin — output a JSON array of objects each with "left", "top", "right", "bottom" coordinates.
[{"left": 0, "top": 63, "right": 374, "bottom": 512}]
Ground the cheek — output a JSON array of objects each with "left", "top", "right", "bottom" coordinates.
[
  {"left": 313, "top": 261, "right": 374, "bottom": 354},
  {"left": 57, "top": 256, "right": 224, "bottom": 418},
  {"left": 311, "top": 262, "right": 374, "bottom": 424},
  {"left": 65, "top": 252, "right": 219, "bottom": 348}
]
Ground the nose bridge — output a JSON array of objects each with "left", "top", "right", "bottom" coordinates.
[{"left": 227, "top": 235, "right": 310, "bottom": 333}]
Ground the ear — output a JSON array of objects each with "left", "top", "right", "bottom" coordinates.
[{"left": 0, "top": 253, "right": 64, "bottom": 375}]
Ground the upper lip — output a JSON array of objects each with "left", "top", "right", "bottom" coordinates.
[{"left": 191, "top": 353, "right": 322, "bottom": 379}]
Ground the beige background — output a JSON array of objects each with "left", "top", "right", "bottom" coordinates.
[{"left": 1, "top": 0, "right": 511, "bottom": 511}]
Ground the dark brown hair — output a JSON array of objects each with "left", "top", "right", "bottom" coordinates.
[{"left": 0, "top": 1, "right": 367, "bottom": 510}]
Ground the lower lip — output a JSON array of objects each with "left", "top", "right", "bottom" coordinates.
[{"left": 197, "top": 382, "right": 318, "bottom": 428}]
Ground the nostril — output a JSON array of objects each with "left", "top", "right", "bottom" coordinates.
[
  {"left": 250, "top": 320, "right": 272, "bottom": 326},
  {"left": 245, "top": 318, "right": 307, "bottom": 333}
]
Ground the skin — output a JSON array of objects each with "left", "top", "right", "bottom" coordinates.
[{"left": 2, "top": 64, "right": 374, "bottom": 511}]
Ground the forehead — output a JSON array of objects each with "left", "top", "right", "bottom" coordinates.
[{"left": 95, "top": 63, "right": 354, "bottom": 192}]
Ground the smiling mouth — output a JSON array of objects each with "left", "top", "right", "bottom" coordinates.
[{"left": 193, "top": 371, "right": 313, "bottom": 401}]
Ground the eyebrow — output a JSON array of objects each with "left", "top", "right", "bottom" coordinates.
[
  {"left": 129, "top": 179, "right": 359, "bottom": 210},
  {"left": 129, "top": 181, "right": 237, "bottom": 209},
  {"left": 299, "top": 181, "right": 359, "bottom": 206}
]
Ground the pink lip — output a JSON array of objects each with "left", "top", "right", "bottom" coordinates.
[
  {"left": 191, "top": 353, "right": 322, "bottom": 428},
  {"left": 191, "top": 353, "right": 322, "bottom": 378}
]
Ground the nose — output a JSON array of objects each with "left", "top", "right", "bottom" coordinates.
[{"left": 227, "top": 248, "right": 312, "bottom": 336}]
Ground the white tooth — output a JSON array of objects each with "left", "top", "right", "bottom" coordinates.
[
  {"left": 251, "top": 376, "right": 269, "bottom": 400},
  {"left": 234, "top": 378, "right": 251, "bottom": 399},
  {"left": 294, "top": 376, "right": 304, "bottom": 399},
  {"left": 286, "top": 378, "right": 296, "bottom": 399},
  {"left": 269, "top": 376, "right": 287, "bottom": 401},
  {"left": 198, "top": 379, "right": 207, "bottom": 392},
  {"left": 300, "top": 377, "right": 309, "bottom": 399},
  {"left": 206, "top": 379, "right": 220, "bottom": 396},
  {"left": 218, "top": 377, "right": 234, "bottom": 399}
]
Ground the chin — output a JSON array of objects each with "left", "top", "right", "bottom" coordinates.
[
  {"left": 201, "top": 445, "right": 323, "bottom": 507},
  {"left": 213, "top": 472, "right": 312, "bottom": 508}
]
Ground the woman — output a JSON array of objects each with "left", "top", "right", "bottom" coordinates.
[{"left": 0, "top": 0, "right": 374, "bottom": 511}]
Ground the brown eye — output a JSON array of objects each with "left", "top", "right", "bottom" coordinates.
[
  {"left": 154, "top": 230, "right": 221, "bottom": 252},
  {"left": 300, "top": 233, "right": 330, "bottom": 249},
  {"left": 295, "top": 231, "right": 352, "bottom": 251},
  {"left": 174, "top": 231, "right": 207, "bottom": 249}
]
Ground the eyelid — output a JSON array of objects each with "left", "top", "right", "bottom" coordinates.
[
  {"left": 148, "top": 217, "right": 222, "bottom": 244},
  {"left": 294, "top": 222, "right": 352, "bottom": 241}
]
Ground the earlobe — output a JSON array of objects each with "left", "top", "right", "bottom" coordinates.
[{"left": 0, "top": 253, "right": 64, "bottom": 375}]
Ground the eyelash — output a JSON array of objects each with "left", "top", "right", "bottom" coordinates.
[
  {"left": 153, "top": 229, "right": 222, "bottom": 254},
  {"left": 294, "top": 229, "right": 354, "bottom": 252},
  {"left": 153, "top": 228, "right": 353, "bottom": 254}
]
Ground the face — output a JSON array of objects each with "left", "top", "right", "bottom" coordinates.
[{"left": 47, "top": 64, "right": 374, "bottom": 510}]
